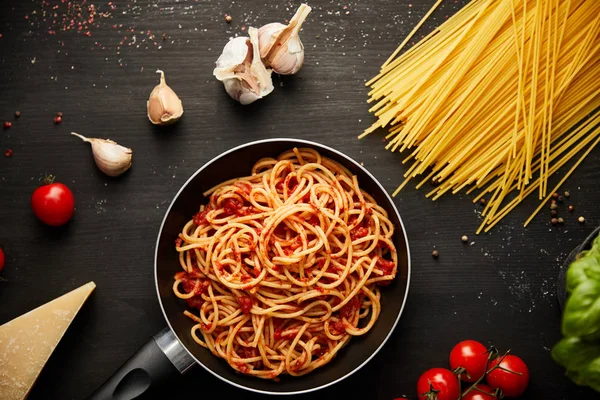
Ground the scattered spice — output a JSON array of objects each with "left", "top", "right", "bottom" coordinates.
[
  {"left": 54, "top": 116, "right": 63, "bottom": 124},
  {"left": 551, "top": 209, "right": 558, "bottom": 217},
  {"left": 557, "top": 195, "right": 564, "bottom": 203},
  {"left": 551, "top": 218, "right": 558, "bottom": 225},
  {"left": 225, "top": 14, "right": 232, "bottom": 23},
  {"left": 564, "top": 191, "right": 570, "bottom": 198},
  {"left": 14, "top": 111, "right": 21, "bottom": 118},
  {"left": 578, "top": 216, "right": 585, "bottom": 224},
  {"left": 479, "top": 198, "right": 486, "bottom": 206},
  {"left": 162, "top": 32, "right": 167, "bottom": 41},
  {"left": 552, "top": 192, "right": 559, "bottom": 199},
  {"left": 57, "top": 112, "right": 63, "bottom": 117},
  {"left": 550, "top": 203, "right": 558, "bottom": 210},
  {"left": 4, "top": 149, "right": 13, "bottom": 157},
  {"left": 558, "top": 217, "right": 564, "bottom": 224},
  {"left": 432, "top": 249, "right": 439, "bottom": 258},
  {"left": 568, "top": 205, "right": 574, "bottom": 212},
  {"left": 461, "top": 235, "right": 468, "bottom": 243},
  {"left": 3, "top": 122, "right": 11, "bottom": 129}
]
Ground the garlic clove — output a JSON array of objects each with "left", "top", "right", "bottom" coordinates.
[
  {"left": 213, "top": 28, "right": 274, "bottom": 105},
  {"left": 147, "top": 70, "right": 183, "bottom": 125},
  {"left": 258, "top": 4, "right": 311, "bottom": 75},
  {"left": 71, "top": 132, "right": 132, "bottom": 177}
]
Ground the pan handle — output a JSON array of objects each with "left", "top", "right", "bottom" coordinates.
[{"left": 86, "top": 328, "right": 195, "bottom": 400}]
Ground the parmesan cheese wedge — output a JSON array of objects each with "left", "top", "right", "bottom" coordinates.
[{"left": 0, "top": 281, "right": 96, "bottom": 399}]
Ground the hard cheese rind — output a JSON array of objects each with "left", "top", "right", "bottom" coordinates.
[{"left": 0, "top": 281, "right": 96, "bottom": 399}]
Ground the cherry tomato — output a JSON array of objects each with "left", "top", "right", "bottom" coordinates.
[
  {"left": 31, "top": 182, "right": 75, "bottom": 226},
  {"left": 486, "top": 355, "right": 529, "bottom": 397},
  {"left": 417, "top": 368, "right": 460, "bottom": 400},
  {"left": 462, "top": 384, "right": 496, "bottom": 400},
  {"left": 0, "top": 248, "right": 4, "bottom": 272},
  {"left": 449, "top": 340, "right": 489, "bottom": 382}
]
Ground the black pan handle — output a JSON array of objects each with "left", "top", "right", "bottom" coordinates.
[{"left": 86, "top": 328, "right": 195, "bottom": 400}]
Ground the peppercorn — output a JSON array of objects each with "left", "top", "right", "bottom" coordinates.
[
  {"left": 225, "top": 14, "right": 232, "bottom": 23},
  {"left": 552, "top": 192, "right": 559, "bottom": 199},
  {"left": 430, "top": 179, "right": 439, "bottom": 187},
  {"left": 14, "top": 111, "right": 21, "bottom": 118},
  {"left": 479, "top": 198, "right": 487, "bottom": 206},
  {"left": 3, "top": 121, "right": 11, "bottom": 129},
  {"left": 551, "top": 209, "right": 558, "bottom": 217},
  {"left": 461, "top": 235, "right": 468, "bottom": 243},
  {"left": 578, "top": 216, "right": 585, "bottom": 224},
  {"left": 550, "top": 203, "right": 558, "bottom": 210},
  {"left": 56, "top": 112, "right": 63, "bottom": 117},
  {"left": 432, "top": 249, "right": 439, "bottom": 258},
  {"left": 558, "top": 217, "right": 564, "bottom": 224},
  {"left": 564, "top": 191, "right": 570, "bottom": 198},
  {"left": 557, "top": 195, "right": 564, "bottom": 203},
  {"left": 551, "top": 218, "right": 558, "bottom": 225},
  {"left": 568, "top": 205, "right": 574, "bottom": 212},
  {"left": 54, "top": 116, "right": 62, "bottom": 124}
]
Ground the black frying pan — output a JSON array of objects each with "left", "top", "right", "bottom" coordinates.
[{"left": 87, "top": 138, "right": 411, "bottom": 398}]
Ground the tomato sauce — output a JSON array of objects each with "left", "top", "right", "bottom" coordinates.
[
  {"left": 376, "top": 257, "right": 395, "bottom": 275},
  {"left": 238, "top": 296, "right": 253, "bottom": 314},
  {"left": 193, "top": 209, "right": 209, "bottom": 225},
  {"left": 340, "top": 296, "right": 360, "bottom": 319}
]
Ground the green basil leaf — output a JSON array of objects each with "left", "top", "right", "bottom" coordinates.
[
  {"left": 552, "top": 337, "right": 600, "bottom": 370},
  {"left": 563, "top": 279, "right": 600, "bottom": 337},
  {"left": 566, "top": 369, "right": 585, "bottom": 386},
  {"left": 566, "top": 235, "right": 600, "bottom": 293},
  {"left": 581, "top": 357, "right": 600, "bottom": 393},
  {"left": 567, "top": 255, "right": 600, "bottom": 294}
]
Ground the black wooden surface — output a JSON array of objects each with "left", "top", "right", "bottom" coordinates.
[{"left": 0, "top": 1, "right": 598, "bottom": 399}]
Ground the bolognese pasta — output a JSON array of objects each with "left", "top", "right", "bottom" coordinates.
[{"left": 173, "top": 147, "right": 397, "bottom": 379}]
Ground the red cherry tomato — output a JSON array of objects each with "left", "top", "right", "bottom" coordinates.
[
  {"left": 462, "top": 384, "right": 496, "bottom": 400},
  {"left": 417, "top": 368, "right": 460, "bottom": 400},
  {"left": 486, "top": 355, "right": 529, "bottom": 397},
  {"left": 449, "top": 340, "right": 489, "bottom": 382},
  {"left": 0, "top": 248, "right": 5, "bottom": 272},
  {"left": 31, "top": 182, "right": 75, "bottom": 226}
]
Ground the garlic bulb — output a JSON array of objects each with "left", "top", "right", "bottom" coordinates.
[
  {"left": 258, "top": 4, "right": 312, "bottom": 75},
  {"left": 71, "top": 132, "right": 132, "bottom": 177},
  {"left": 147, "top": 69, "right": 183, "bottom": 125},
  {"left": 214, "top": 27, "right": 274, "bottom": 105}
]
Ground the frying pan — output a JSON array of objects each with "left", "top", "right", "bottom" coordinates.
[{"left": 87, "top": 138, "right": 411, "bottom": 399}]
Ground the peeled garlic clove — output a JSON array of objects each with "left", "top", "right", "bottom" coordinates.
[
  {"left": 147, "top": 70, "right": 183, "bottom": 125},
  {"left": 213, "top": 27, "right": 274, "bottom": 105},
  {"left": 71, "top": 132, "right": 132, "bottom": 177},
  {"left": 258, "top": 4, "right": 311, "bottom": 75}
]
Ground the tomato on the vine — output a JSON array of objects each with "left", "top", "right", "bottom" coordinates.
[
  {"left": 462, "top": 384, "right": 496, "bottom": 400},
  {"left": 486, "top": 355, "right": 529, "bottom": 397},
  {"left": 417, "top": 368, "right": 460, "bottom": 400},
  {"left": 449, "top": 340, "right": 489, "bottom": 382},
  {"left": 31, "top": 182, "right": 75, "bottom": 226}
]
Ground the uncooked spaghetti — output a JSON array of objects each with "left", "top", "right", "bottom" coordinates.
[
  {"left": 362, "top": 0, "right": 600, "bottom": 233},
  {"left": 173, "top": 148, "right": 397, "bottom": 379}
]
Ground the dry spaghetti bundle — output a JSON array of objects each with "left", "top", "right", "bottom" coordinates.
[{"left": 362, "top": 0, "right": 600, "bottom": 233}]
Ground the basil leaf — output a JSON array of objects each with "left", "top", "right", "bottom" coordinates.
[
  {"left": 563, "top": 279, "right": 600, "bottom": 337},
  {"left": 567, "top": 253, "right": 600, "bottom": 293},
  {"left": 566, "top": 235, "right": 600, "bottom": 293},
  {"left": 581, "top": 357, "right": 600, "bottom": 392},
  {"left": 552, "top": 337, "right": 600, "bottom": 370},
  {"left": 566, "top": 369, "right": 585, "bottom": 386}
]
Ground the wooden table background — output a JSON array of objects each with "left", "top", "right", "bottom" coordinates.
[{"left": 0, "top": 0, "right": 598, "bottom": 399}]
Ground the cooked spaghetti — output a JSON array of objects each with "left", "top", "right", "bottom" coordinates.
[
  {"left": 362, "top": 0, "right": 600, "bottom": 233},
  {"left": 172, "top": 148, "right": 397, "bottom": 379}
]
